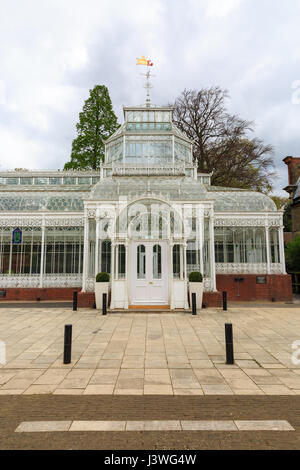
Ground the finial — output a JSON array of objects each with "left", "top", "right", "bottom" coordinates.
[{"left": 136, "top": 56, "right": 154, "bottom": 107}]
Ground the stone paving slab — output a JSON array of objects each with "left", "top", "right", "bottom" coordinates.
[
  {"left": 1, "top": 307, "right": 300, "bottom": 395},
  {"left": 15, "top": 419, "right": 295, "bottom": 432}
]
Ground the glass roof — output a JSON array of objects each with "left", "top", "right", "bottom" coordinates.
[
  {"left": 90, "top": 177, "right": 277, "bottom": 211},
  {"left": 0, "top": 192, "right": 84, "bottom": 211}
]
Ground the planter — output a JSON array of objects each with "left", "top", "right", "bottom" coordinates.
[
  {"left": 95, "top": 282, "right": 109, "bottom": 309},
  {"left": 189, "top": 282, "right": 204, "bottom": 310}
]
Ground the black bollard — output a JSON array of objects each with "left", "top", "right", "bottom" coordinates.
[
  {"left": 73, "top": 291, "right": 77, "bottom": 311},
  {"left": 225, "top": 323, "right": 234, "bottom": 364},
  {"left": 102, "top": 293, "right": 107, "bottom": 315},
  {"left": 63, "top": 324, "right": 72, "bottom": 364},
  {"left": 222, "top": 291, "right": 227, "bottom": 311},
  {"left": 192, "top": 292, "right": 197, "bottom": 315}
]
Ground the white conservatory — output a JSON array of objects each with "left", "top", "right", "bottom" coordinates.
[{"left": 0, "top": 104, "right": 290, "bottom": 307}]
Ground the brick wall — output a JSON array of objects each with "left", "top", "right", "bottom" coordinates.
[
  {"left": 78, "top": 292, "right": 95, "bottom": 308},
  {"left": 216, "top": 274, "right": 292, "bottom": 301},
  {"left": 203, "top": 291, "right": 222, "bottom": 308},
  {"left": 0, "top": 287, "right": 81, "bottom": 301}
]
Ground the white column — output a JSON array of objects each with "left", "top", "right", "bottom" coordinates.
[
  {"left": 82, "top": 214, "right": 89, "bottom": 292},
  {"left": 183, "top": 241, "right": 189, "bottom": 309},
  {"left": 278, "top": 225, "right": 286, "bottom": 274},
  {"left": 110, "top": 240, "right": 115, "bottom": 309},
  {"left": 123, "top": 135, "right": 126, "bottom": 168},
  {"left": 209, "top": 212, "right": 216, "bottom": 291},
  {"left": 265, "top": 224, "right": 271, "bottom": 274},
  {"left": 198, "top": 208, "right": 204, "bottom": 276},
  {"left": 172, "top": 135, "right": 175, "bottom": 170},
  {"left": 124, "top": 241, "right": 129, "bottom": 309},
  {"left": 95, "top": 216, "right": 100, "bottom": 276},
  {"left": 39, "top": 217, "right": 45, "bottom": 288},
  {"left": 169, "top": 242, "right": 174, "bottom": 309}
]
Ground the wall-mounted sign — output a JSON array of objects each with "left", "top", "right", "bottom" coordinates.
[
  {"left": 256, "top": 276, "right": 267, "bottom": 284},
  {"left": 12, "top": 227, "right": 22, "bottom": 245}
]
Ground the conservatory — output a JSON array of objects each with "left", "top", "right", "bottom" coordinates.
[{"left": 0, "top": 104, "right": 290, "bottom": 306}]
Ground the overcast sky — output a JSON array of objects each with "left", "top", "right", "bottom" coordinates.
[{"left": 0, "top": 0, "right": 299, "bottom": 195}]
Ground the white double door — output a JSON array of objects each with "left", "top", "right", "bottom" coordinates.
[{"left": 130, "top": 241, "right": 169, "bottom": 305}]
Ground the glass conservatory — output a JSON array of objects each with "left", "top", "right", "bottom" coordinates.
[{"left": 0, "top": 104, "right": 288, "bottom": 307}]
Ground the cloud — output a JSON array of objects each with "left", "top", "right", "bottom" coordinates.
[{"left": 0, "top": 0, "right": 299, "bottom": 195}]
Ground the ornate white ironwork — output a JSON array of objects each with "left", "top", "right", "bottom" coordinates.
[
  {"left": 214, "top": 216, "right": 281, "bottom": 227},
  {"left": 0, "top": 217, "right": 84, "bottom": 227},
  {"left": 215, "top": 263, "right": 284, "bottom": 274},
  {"left": 270, "top": 263, "right": 283, "bottom": 274},
  {"left": 0, "top": 218, "right": 43, "bottom": 227},
  {"left": 112, "top": 165, "right": 185, "bottom": 176},
  {"left": 85, "top": 278, "right": 95, "bottom": 292},
  {"left": 0, "top": 274, "right": 82, "bottom": 288}
]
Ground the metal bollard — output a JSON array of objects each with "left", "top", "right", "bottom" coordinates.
[
  {"left": 73, "top": 291, "right": 77, "bottom": 311},
  {"left": 102, "top": 293, "right": 107, "bottom": 315},
  {"left": 63, "top": 324, "right": 72, "bottom": 364},
  {"left": 192, "top": 292, "right": 197, "bottom": 315},
  {"left": 222, "top": 291, "right": 227, "bottom": 311},
  {"left": 225, "top": 323, "right": 234, "bottom": 364}
]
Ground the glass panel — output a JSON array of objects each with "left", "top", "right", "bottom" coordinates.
[
  {"left": 49, "top": 177, "right": 62, "bottom": 185},
  {"left": 20, "top": 177, "right": 33, "bottom": 185},
  {"left": 173, "top": 244, "right": 180, "bottom": 278},
  {"left": 214, "top": 227, "right": 266, "bottom": 264},
  {"left": 78, "top": 177, "right": 90, "bottom": 184},
  {"left": 118, "top": 244, "right": 126, "bottom": 278},
  {"left": 153, "top": 244, "right": 162, "bottom": 279},
  {"left": 270, "top": 228, "right": 279, "bottom": 263},
  {"left": 63, "top": 177, "right": 76, "bottom": 184},
  {"left": 6, "top": 177, "right": 18, "bottom": 185},
  {"left": 34, "top": 177, "right": 47, "bottom": 185},
  {"left": 137, "top": 244, "right": 146, "bottom": 279},
  {"left": 44, "top": 226, "right": 83, "bottom": 274},
  {"left": 101, "top": 240, "right": 111, "bottom": 273}
]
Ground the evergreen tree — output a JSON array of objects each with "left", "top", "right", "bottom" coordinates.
[{"left": 64, "top": 85, "right": 119, "bottom": 170}]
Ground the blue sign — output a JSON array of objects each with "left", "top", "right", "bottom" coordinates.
[{"left": 12, "top": 228, "right": 22, "bottom": 245}]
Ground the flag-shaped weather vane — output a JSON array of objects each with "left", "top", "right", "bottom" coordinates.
[{"left": 136, "top": 56, "right": 155, "bottom": 107}]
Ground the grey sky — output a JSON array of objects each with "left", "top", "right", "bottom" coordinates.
[{"left": 0, "top": 0, "right": 299, "bottom": 195}]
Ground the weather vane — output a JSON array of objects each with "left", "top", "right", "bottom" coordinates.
[{"left": 136, "top": 56, "right": 155, "bottom": 107}]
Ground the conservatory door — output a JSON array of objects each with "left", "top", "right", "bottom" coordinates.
[{"left": 130, "top": 241, "right": 169, "bottom": 305}]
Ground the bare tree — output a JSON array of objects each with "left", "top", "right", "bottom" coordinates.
[{"left": 173, "top": 87, "right": 275, "bottom": 192}]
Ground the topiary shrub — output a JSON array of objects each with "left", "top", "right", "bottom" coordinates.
[
  {"left": 96, "top": 272, "right": 110, "bottom": 282},
  {"left": 188, "top": 272, "right": 203, "bottom": 282}
]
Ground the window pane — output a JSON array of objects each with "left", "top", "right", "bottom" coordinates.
[
  {"left": 118, "top": 244, "right": 126, "bottom": 278},
  {"left": 153, "top": 244, "right": 161, "bottom": 279},
  {"left": 173, "top": 244, "right": 180, "bottom": 278},
  {"left": 101, "top": 240, "right": 111, "bottom": 273},
  {"left": 137, "top": 244, "right": 146, "bottom": 279}
]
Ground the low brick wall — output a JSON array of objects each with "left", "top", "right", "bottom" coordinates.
[
  {"left": 203, "top": 291, "right": 222, "bottom": 308},
  {"left": 0, "top": 287, "right": 81, "bottom": 301},
  {"left": 216, "top": 274, "right": 293, "bottom": 302},
  {"left": 78, "top": 292, "right": 96, "bottom": 308}
]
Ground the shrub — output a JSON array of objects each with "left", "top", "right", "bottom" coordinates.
[
  {"left": 188, "top": 272, "right": 203, "bottom": 282},
  {"left": 285, "top": 236, "right": 300, "bottom": 272},
  {"left": 96, "top": 272, "right": 110, "bottom": 282}
]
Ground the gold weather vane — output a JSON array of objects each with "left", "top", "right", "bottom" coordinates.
[{"left": 136, "top": 56, "right": 155, "bottom": 107}]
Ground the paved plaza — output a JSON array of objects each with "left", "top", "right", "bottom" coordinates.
[{"left": 1, "top": 306, "right": 300, "bottom": 395}]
